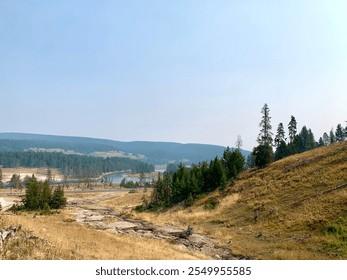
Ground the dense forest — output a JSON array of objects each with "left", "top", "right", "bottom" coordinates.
[
  {"left": 0, "top": 151, "right": 154, "bottom": 179},
  {"left": 0, "top": 133, "right": 237, "bottom": 165},
  {"left": 142, "top": 147, "right": 245, "bottom": 210}
]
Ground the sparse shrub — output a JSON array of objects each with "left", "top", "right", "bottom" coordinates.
[
  {"left": 204, "top": 197, "right": 219, "bottom": 210},
  {"left": 184, "top": 193, "right": 194, "bottom": 207},
  {"left": 134, "top": 204, "right": 145, "bottom": 212},
  {"left": 9, "top": 203, "right": 25, "bottom": 213}
]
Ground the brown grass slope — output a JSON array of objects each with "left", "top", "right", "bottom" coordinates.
[{"left": 136, "top": 141, "right": 347, "bottom": 259}]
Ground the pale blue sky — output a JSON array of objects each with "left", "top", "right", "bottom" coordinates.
[{"left": 1, "top": 0, "right": 346, "bottom": 150}]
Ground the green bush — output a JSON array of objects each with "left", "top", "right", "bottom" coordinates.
[{"left": 204, "top": 197, "right": 220, "bottom": 210}]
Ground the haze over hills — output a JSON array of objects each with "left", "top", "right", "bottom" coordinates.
[{"left": 0, "top": 133, "right": 250, "bottom": 165}]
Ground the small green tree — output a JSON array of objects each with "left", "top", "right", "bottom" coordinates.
[
  {"left": 24, "top": 175, "right": 40, "bottom": 210},
  {"left": 41, "top": 180, "right": 52, "bottom": 209},
  {"left": 50, "top": 186, "right": 67, "bottom": 209},
  {"left": 253, "top": 144, "right": 274, "bottom": 168},
  {"left": 245, "top": 153, "right": 256, "bottom": 169}
]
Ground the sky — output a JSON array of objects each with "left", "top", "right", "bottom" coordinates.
[{"left": 0, "top": 0, "right": 346, "bottom": 150}]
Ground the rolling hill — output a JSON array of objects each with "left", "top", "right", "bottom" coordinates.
[
  {"left": 135, "top": 141, "right": 347, "bottom": 259},
  {"left": 0, "top": 132, "right": 250, "bottom": 165}
]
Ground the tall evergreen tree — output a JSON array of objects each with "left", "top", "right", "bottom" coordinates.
[
  {"left": 335, "top": 123, "right": 345, "bottom": 142},
  {"left": 254, "top": 104, "right": 274, "bottom": 168},
  {"left": 288, "top": 115, "right": 297, "bottom": 143},
  {"left": 329, "top": 129, "right": 336, "bottom": 144},
  {"left": 257, "top": 103, "right": 273, "bottom": 145},
  {"left": 274, "top": 123, "right": 286, "bottom": 147}
]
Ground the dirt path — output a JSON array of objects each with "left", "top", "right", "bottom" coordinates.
[{"left": 67, "top": 196, "right": 247, "bottom": 260}]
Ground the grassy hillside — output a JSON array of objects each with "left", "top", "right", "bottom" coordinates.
[{"left": 135, "top": 141, "right": 347, "bottom": 259}]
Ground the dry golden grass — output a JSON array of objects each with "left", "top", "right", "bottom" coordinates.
[
  {"left": 133, "top": 142, "right": 347, "bottom": 259},
  {"left": 1, "top": 142, "right": 346, "bottom": 260},
  {"left": 0, "top": 210, "right": 206, "bottom": 260}
]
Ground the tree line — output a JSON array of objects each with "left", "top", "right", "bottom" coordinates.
[
  {"left": 0, "top": 151, "right": 154, "bottom": 180},
  {"left": 141, "top": 147, "right": 245, "bottom": 210},
  {"left": 250, "top": 103, "right": 347, "bottom": 168}
]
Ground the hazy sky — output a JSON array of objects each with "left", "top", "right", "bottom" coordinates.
[{"left": 1, "top": 0, "right": 346, "bottom": 150}]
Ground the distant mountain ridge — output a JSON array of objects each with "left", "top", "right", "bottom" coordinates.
[{"left": 0, "top": 133, "right": 250, "bottom": 165}]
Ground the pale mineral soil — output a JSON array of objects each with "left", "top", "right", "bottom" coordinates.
[
  {"left": 0, "top": 188, "right": 243, "bottom": 260},
  {"left": 1, "top": 167, "right": 63, "bottom": 182}
]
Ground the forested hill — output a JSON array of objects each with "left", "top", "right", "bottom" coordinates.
[
  {"left": 0, "top": 133, "right": 250, "bottom": 164},
  {"left": 0, "top": 151, "right": 154, "bottom": 179}
]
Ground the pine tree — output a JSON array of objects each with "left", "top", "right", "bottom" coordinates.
[
  {"left": 50, "top": 186, "right": 67, "bottom": 209},
  {"left": 274, "top": 139, "right": 288, "bottom": 160},
  {"left": 254, "top": 104, "right": 274, "bottom": 168},
  {"left": 222, "top": 148, "right": 245, "bottom": 180},
  {"left": 335, "top": 123, "right": 345, "bottom": 142},
  {"left": 323, "top": 132, "right": 330, "bottom": 145},
  {"left": 329, "top": 129, "right": 336, "bottom": 144},
  {"left": 41, "top": 180, "right": 52, "bottom": 210},
  {"left": 274, "top": 123, "right": 286, "bottom": 147},
  {"left": 24, "top": 175, "right": 40, "bottom": 210},
  {"left": 257, "top": 103, "right": 273, "bottom": 145},
  {"left": 245, "top": 153, "right": 255, "bottom": 169},
  {"left": 253, "top": 144, "right": 274, "bottom": 168},
  {"left": 288, "top": 115, "right": 297, "bottom": 143}
]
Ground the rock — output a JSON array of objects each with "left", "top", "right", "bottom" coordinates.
[
  {"left": 109, "top": 221, "right": 138, "bottom": 230},
  {"left": 1, "top": 230, "right": 11, "bottom": 241},
  {"left": 85, "top": 215, "right": 104, "bottom": 221},
  {"left": 0, "top": 226, "right": 21, "bottom": 247}
]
